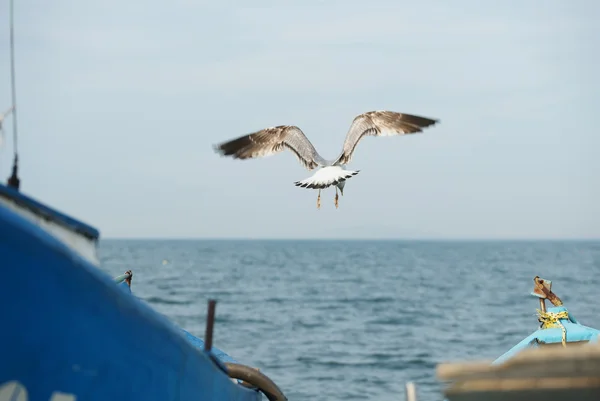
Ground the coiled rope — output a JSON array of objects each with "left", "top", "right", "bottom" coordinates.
[{"left": 537, "top": 309, "right": 570, "bottom": 347}]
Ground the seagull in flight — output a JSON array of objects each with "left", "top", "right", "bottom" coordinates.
[{"left": 214, "top": 110, "right": 440, "bottom": 209}]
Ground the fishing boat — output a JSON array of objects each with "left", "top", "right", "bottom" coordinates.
[
  {"left": 432, "top": 276, "right": 600, "bottom": 401},
  {"left": 0, "top": 180, "right": 287, "bottom": 401},
  {"left": 0, "top": 1, "right": 286, "bottom": 400},
  {"left": 492, "top": 276, "right": 600, "bottom": 364}
]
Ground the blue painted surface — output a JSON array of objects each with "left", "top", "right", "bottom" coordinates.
[
  {"left": 0, "top": 187, "right": 261, "bottom": 401},
  {"left": 181, "top": 330, "right": 238, "bottom": 365},
  {"left": 117, "top": 280, "right": 132, "bottom": 294},
  {"left": 0, "top": 183, "right": 99, "bottom": 240},
  {"left": 493, "top": 305, "right": 600, "bottom": 365},
  {"left": 113, "top": 278, "right": 239, "bottom": 365}
]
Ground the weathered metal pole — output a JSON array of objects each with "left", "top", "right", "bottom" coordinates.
[
  {"left": 204, "top": 299, "right": 217, "bottom": 352},
  {"left": 539, "top": 297, "right": 546, "bottom": 313}
]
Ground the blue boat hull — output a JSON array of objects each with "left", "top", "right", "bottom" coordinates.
[{"left": 0, "top": 190, "right": 261, "bottom": 401}]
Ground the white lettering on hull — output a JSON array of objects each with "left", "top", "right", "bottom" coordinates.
[{"left": 0, "top": 381, "right": 77, "bottom": 401}]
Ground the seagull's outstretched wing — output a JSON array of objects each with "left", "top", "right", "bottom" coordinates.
[
  {"left": 334, "top": 111, "right": 439, "bottom": 165},
  {"left": 214, "top": 125, "right": 326, "bottom": 170}
]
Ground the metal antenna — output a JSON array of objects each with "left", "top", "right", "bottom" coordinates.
[{"left": 7, "top": 0, "right": 20, "bottom": 190}]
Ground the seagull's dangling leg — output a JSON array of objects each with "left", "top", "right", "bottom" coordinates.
[
  {"left": 335, "top": 187, "right": 339, "bottom": 209},
  {"left": 317, "top": 189, "right": 321, "bottom": 210}
]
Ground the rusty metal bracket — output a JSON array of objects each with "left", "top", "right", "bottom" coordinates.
[{"left": 531, "top": 276, "right": 563, "bottom": 312}]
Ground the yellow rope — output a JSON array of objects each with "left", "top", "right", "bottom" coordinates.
[{"left": 537, "top": 310, "right": 570, "bottom": 347}]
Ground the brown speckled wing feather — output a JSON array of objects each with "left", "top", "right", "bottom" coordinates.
[
  {"left": 335, "top": 111, "right": 439, "bottom": 165},
  {"left": 214, "top": 125, "right": 325, "bottom": 170}
]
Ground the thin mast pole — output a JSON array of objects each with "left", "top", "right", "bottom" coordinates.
[
  {"left": 7, "top": 0, "right": 20, "bottom": 189},
  {"left": 9, "top": 0, "right": 18, "bottom": 154}
]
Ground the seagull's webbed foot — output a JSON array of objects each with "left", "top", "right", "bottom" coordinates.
[
  {"left": 334, "top": 188, "right": 339, "bottom": 209},
  {"left": 317, "top": 189, "right": 321, "bottom": 210}
]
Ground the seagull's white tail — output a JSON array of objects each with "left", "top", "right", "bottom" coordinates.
[{"left": 294, "top": 166, "right": 359, "bottom": 190}]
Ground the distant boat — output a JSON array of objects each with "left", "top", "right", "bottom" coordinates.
[
  {"left": 0, "top": 1, "right": 286, "bottom": 400},
  {"left": 492, "top": 276, "right": 600, "bottom": 365},
  {"left": 434, "top": 276, "right": 600, "bottom": 401}
]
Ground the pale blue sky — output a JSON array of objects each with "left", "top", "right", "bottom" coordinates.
[{"left": 0, "top": 0, "right": 598, "bottom": 239}]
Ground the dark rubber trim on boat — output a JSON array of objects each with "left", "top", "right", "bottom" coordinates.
[{"left": 224, "top": 362, "right": 287, "bottom": 401}]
